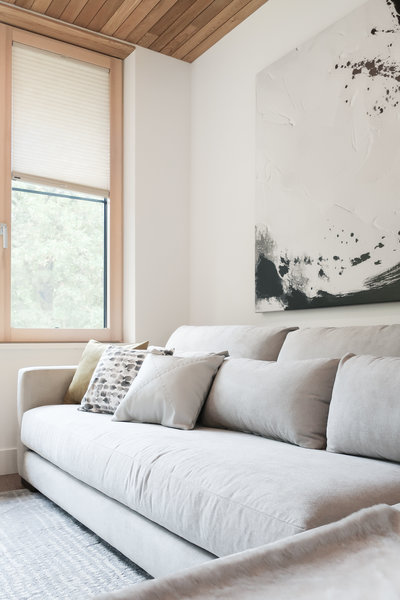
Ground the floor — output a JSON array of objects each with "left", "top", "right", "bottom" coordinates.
[{"left": 0, "top": 473, "right": 25, "bottom": 492}]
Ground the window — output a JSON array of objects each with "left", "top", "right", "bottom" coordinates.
[{"left": 0, "top": 26, "right": 122, "bottom": 342}]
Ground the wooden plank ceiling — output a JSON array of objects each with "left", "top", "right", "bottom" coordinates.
[{"left": 0, "top": 0, "right": 268, "bottom": 62}]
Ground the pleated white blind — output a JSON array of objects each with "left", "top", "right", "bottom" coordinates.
[{"left": 12, "top": 43, "right": 110, "bottom": 193}]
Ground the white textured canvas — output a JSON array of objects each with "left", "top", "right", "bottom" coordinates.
[{"left": 255, "top": 0, "right": 400, "bottom": 311}]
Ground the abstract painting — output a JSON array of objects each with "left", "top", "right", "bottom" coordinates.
[{"left": 255, "top": 0, "right": 400, "bottom": 311}]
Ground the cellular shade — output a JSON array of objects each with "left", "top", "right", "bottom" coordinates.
[{"left": 12, "top": 43, "right": 110, "bottom": 193}]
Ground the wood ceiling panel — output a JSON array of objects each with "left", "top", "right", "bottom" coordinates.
[
  {"left": 148, "top": 0, "right": 214, "bottom": 53},
  {"left": 0, "top": 0, "right": 269, "bottom": 62},
  {"left": 146, "top": 0, "right": 192, "bottom": 38},
  {"left": 14, "top": 0, "right": 35, "bottom": 8},
  {"left": 173, "top": 0, "right": 254, "bottom": 59},
  {"left": 183, "top": 0, "right": 268, "bottom": 61},
  {"left": 113, "top": 0, "right": 160, "bottom": 39},
  {"left": 45, "top": 0, "right": 70, "bottom": 19},
  {"left": 73, "top": 0, "right": 106, "bottom": 28},
  {"left": 59, "top": 0, "right": 86, "bottom": 22},
  {"left": 99, "top": 0, "right": 140, "bottom": 35},
  {"left": 87, "top": 0, "right": 125, "bottom": 32},
  {"left": 126, "top": 0, "right": 179, "bottom": 44},
  {"left": 30, "top": 0, "right": 52, "bottom": 11},
  {"left": 160, "top": 0, "right": 233, "bottom": 56}
]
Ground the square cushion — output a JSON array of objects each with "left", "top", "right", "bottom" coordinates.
[
  {"left": 80, "top": 346, "right": 171, "bottom": 415},
  {"left": 202, "top": 357, "right": 339, "bottom": 448},
  {"left": 327, "top": 353, "right": 400, "bottom": 462},
  {"left": 113, "top": 353, "right": 224, "bottom": 429},
  {"left": 63, "top": 339, "right": 148, "bottom": 404}
]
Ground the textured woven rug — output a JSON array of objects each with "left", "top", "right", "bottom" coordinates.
[{"left": 0, "top": 489, "right": 151, "bottom": 600}]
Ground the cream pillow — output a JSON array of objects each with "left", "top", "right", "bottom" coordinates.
[
  {"left": 113, "top": 353, "right": 224, "bottom": 429},
  {"left": 64, "top": 339, "right": 148, "bottom": 404}
]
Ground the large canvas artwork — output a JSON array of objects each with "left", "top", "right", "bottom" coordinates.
[{"left": 255, "top": 0, "right": 400, "bottom": 312}]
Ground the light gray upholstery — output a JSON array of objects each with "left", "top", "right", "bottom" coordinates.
[
  {"left": 16, "top": 321, "right": 400, "bottom": 581},
  {"left": 327, "top": 354, "right": 400, "bottom": 463},
  {"left": 21, "top": 405, "right": 400, "bottom": 558},
  {"left": 20, "top": 451, "right": 214, "bottom": 577},
  {"left": 202, "top": 357, "right": 339, "bottom": 448},
  {"left": 166, "top": 325, "right": 297, "bottom": 360},
  {"left": 17, "top": 366, "right": 76, "bottom": 473},
  {"left": 278, "top": 324, "right": 400, "bottom": 361},
  {"left": 93, "top": 504, "right": 400, "bottom": 600},
  {"left": 114, "top": 353, "right": 224, "bottom": 429}
]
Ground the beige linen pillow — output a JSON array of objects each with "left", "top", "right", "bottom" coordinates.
[
  {"left": 113, "top": 353, "right": 225, "bottom": 429},
  {"left": 64, "top": 339, "right": 148, "bottom": 404},
  {"left": 327, "top": 353, "right": 400, "bottom": 462},
  {"left": 201, "top": 357, "right": 339, "bottom": 449}
]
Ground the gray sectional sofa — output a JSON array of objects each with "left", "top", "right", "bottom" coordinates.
[{"left": 17, "top": 323, "right": 400, "bottom": 577}]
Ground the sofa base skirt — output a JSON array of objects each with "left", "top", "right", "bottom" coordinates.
[{"left": 19, "top": 450, "right": 216, "bottom": 578}]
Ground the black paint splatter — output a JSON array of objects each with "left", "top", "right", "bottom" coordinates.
[
  {"left": 387, "top": 0, "right": 400, "bottom": 26},
  {"left": 255, "top": 254, "right": 283, "bottom": 299},
  {"left": 337, "top": 0, "right": 400, "bottom": 115},
  {"left": 318, "top": 268, "right": 328, "bottom": 279},
  {"left": 279, "top": 256, "right": 290, "bottom": 277},
  {"left": 351, "top": 252, "right": 371, "bottom": 266}
]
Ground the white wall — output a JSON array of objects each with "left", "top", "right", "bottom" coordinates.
[
  {"left": 0, "top": 343, "right": 83, "bottom": 475},
  {"left": 124, "top": 47, "right": 191, "bottom": 346},
  {"left": 190, "top": 0, "right": 400, "bottom": 327}
]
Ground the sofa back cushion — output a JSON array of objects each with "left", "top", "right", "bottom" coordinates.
[
  {"left": 327, "top": 354, "right": 400, "bottom": 463},
  {"left": 166, "top": 325, "right": 297, "bottom": 361},
  {"left": 201, "top": 357, "right": 339, "bottom": 449},
  {"left": 278, "top": 324, "right": 400, "bottom": 361}
]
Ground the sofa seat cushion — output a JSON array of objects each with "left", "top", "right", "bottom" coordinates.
[{"left": 21, "top": 405, "right": 400, "bottom": 557}]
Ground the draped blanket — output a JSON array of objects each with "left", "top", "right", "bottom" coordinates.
[{"left": 97, "top": 504, "right": 400, "bottom": 600}]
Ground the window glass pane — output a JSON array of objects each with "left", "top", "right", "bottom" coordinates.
[{"left": 11, "top": 182, "right": 107, "bottom": 329}]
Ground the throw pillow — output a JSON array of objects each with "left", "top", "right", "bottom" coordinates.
[
  {"left": 113, "top": 353, "right": 225, "bottom": 429},
  {"left": 174, "top": 350, "right": 229, "bottom": 358},
  {"left": 80, "top": 345, "right": 169, "bottom": 414},
  {"left": 201, "top": 357, "right": 340, "bottom": 449},
  {"left": 64, "top": 339, "right": 148, "bottom": 404},
  {"left": 327, "top": 353, "right": 400, "bottom": 462}
]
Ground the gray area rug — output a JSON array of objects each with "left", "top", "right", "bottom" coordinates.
[{"left": 0, "top": 490, "right": 151, "bottom": 600}]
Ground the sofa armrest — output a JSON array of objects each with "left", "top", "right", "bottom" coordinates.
[
  {"left": 17, "top": 366, "right": 77, "bottom": 426},
  {"left": 18, "top": 365, "right": 77, "bottom": 478}
]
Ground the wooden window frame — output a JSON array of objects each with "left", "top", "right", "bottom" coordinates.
[{"left": 0, "top": 24, "right": 123, "bottom": 343}]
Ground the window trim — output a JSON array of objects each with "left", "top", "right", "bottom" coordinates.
[{"left": 0, "top": 25, "right": 123, "bottom": 343}]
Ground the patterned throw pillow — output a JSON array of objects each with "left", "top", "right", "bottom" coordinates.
[
  {"left": 80, "top": 345, "right": 172, "bottom": 414},
  {"left": 64, "top": 339, "right": 149, "bottom": 404}
]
